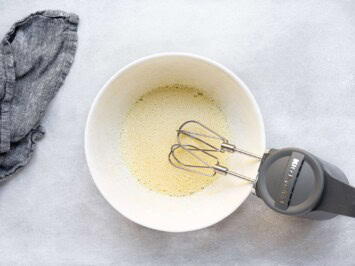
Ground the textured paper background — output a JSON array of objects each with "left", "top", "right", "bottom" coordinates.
[{"left": 1, "top": 0, "right": 354, "bottom": 265}]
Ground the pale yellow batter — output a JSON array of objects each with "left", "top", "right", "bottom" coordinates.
[{"left": 120, "top": 84, "right": 231, "bottom": 197}]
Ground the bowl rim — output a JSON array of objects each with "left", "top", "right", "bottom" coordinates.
[{"left": 84, "top": 52, "right": 266, "bottom": 232}]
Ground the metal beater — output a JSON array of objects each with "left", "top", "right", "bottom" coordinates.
[{"left": 168, "top": 120, "right": 261, "bottom": 183}]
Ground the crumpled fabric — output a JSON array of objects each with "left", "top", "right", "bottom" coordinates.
[{"left": 0, "top": 10, "right": 79, "bottom": 180}]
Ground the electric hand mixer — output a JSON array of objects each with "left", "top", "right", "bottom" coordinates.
[{"left": 169, "top": 120, "right": 355, "bottom": 220}]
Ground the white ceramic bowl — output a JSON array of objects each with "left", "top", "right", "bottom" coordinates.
[{"left": 85, "top": 53, "right": 265, "bottom": 232}]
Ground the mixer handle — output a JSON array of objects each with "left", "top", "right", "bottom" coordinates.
[
  {"left": 312, "top": 158, "right": 355, "bottom": 218},
  {"left": 255, "top": 148, "right": 355, "bottom": 220}
]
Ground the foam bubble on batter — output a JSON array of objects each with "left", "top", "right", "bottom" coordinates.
[{"left": 120, "top": 84, "right": 232, "bottom": 197}]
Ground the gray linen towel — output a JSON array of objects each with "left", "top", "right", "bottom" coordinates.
[{"left": 0, "top": 10, "right": 79, "bottom": 180}]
